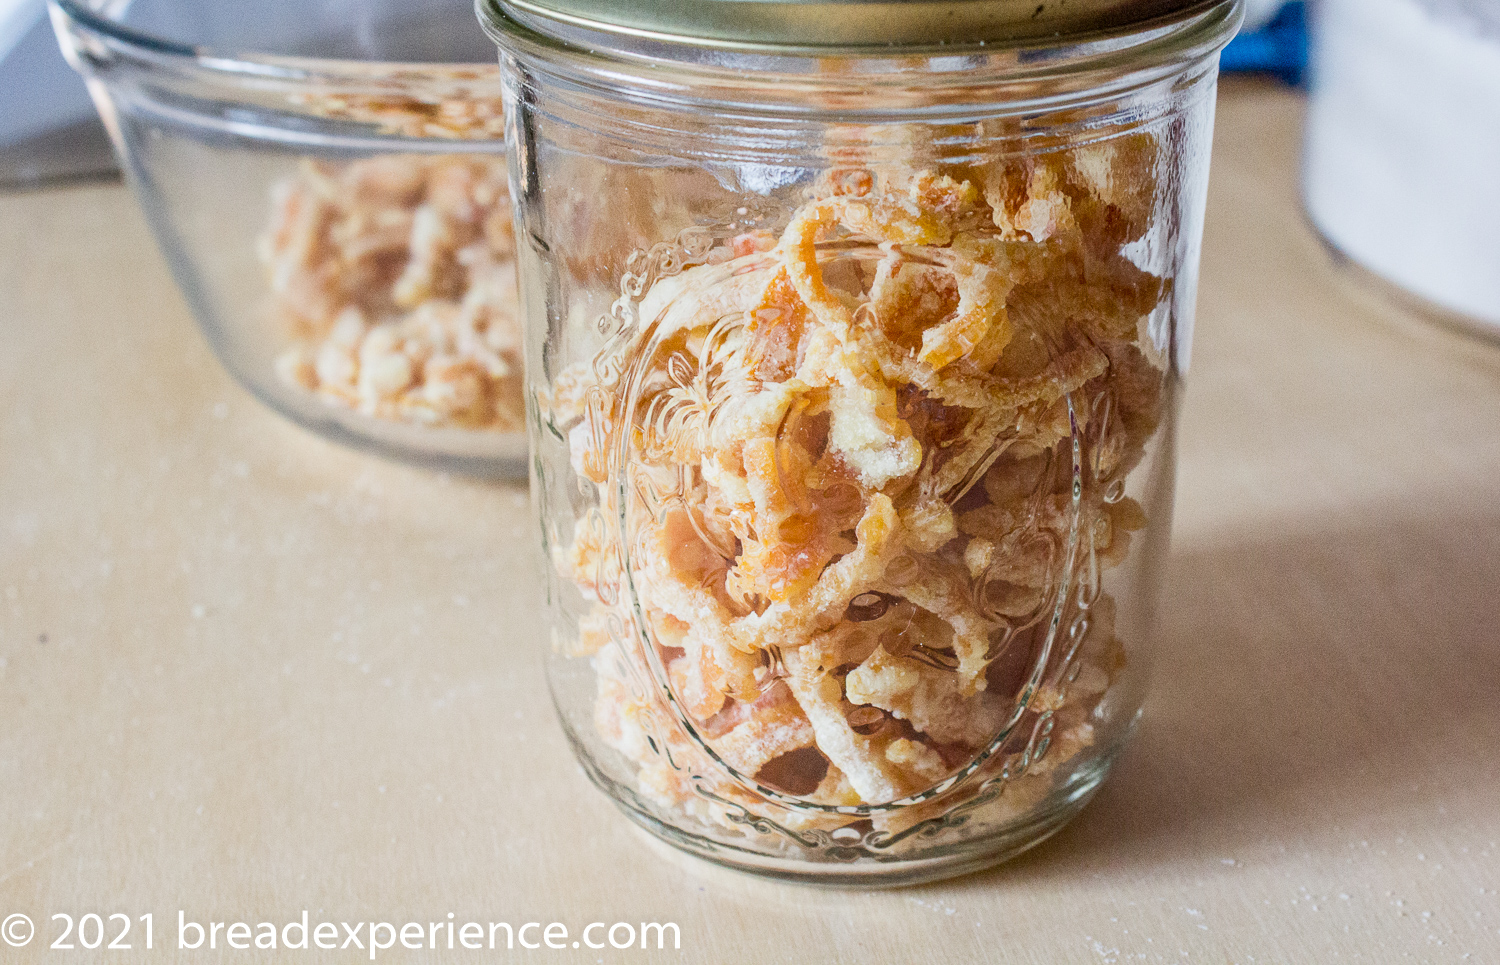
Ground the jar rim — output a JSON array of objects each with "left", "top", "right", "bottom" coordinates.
[
  {"left": 483, "top": 0, "right": 1242, "bottom": 118},
  {"left": 481, "top": 0, "right": 1241, "bottom": 61}
]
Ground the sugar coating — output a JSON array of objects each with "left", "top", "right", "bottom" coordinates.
[{"left": 559, "top": 142, "right": 1168, "bottom": 839}]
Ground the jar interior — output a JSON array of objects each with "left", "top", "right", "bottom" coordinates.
[{"left": 511, "top": 26, "right": 1224, "bottom": 869}]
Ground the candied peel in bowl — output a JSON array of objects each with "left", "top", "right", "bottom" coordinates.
[
  {"left": 259, "top": 153, "right": 524, "bottom": 432},
  {"left": 289, "top": 70, "right": 507, "bottom": 142}
]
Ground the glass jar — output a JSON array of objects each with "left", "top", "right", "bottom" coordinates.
[
  {"left": 483, "top": 0, "right": 1241, "bottom": 884},
  {"left": 51, "top": 0, "right": 527, "bottom": 477}
]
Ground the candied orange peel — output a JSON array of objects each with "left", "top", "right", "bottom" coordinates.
[
  {"left": 259, "top": 154, "right": 523, "bottom": 432},
  {"left": 562, "top": 141, "right": 1170, "bottom": 832}
]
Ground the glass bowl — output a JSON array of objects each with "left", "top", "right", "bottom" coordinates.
[{"left": 50, "top": 0, "right": 526, "bottom": 477}]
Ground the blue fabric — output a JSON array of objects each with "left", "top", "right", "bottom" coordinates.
[{"left": 1221, "top": 1, "right": 1308, "bottom": 86}]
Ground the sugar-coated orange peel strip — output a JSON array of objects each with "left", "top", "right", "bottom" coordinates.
[{"left": 561, "top": 152, "right": 1170, "bottom": 823}]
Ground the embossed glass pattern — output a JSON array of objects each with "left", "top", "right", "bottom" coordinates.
[{"left": 486, "top": 1, "right": 1240, "bottom": 884}]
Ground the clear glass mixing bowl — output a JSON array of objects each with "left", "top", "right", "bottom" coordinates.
[{"left": 50, "top": 0, "right": 526, "bottom": 476}]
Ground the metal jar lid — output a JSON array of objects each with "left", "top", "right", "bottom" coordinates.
[{"left": 487, "top": 0, "right": 1236, "bottom": 52}]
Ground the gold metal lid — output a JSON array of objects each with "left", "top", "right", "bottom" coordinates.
[{"left": 486, "top": 0, "right": 1233, "bottom": 52}]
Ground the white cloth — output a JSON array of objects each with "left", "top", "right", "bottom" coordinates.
[{"left": 1304, "top": 0, "right": 1500, "bottom": 327}]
